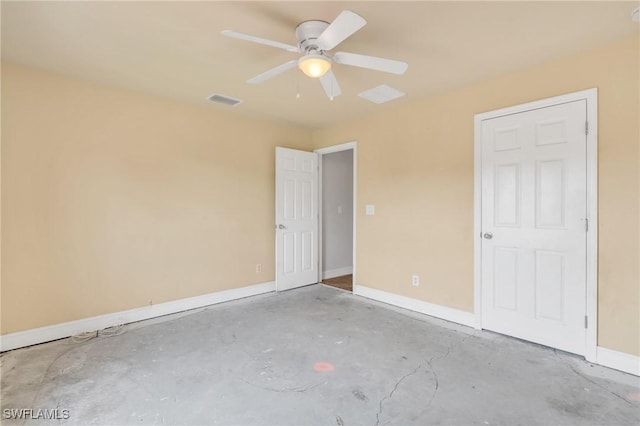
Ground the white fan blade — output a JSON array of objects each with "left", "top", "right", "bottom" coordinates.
[
  {"left": 316, "top": 10, "right": 366, "bottom": 51},
  {"left": 333, "top": 52, "right": 408, "bottom": 75},
  {"left": 247, "top": 60, "right": 298, "bottom": 84},
  {"left": 221, "top": 30, "right": 298, "bottom": 53},
  {"left": 319, "top": 70, "right": 342, "bottom": 99}
]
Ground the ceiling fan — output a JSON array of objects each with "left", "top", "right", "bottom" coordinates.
[{"left": 222, "top": 10, "right": 408, "bottom": 100}]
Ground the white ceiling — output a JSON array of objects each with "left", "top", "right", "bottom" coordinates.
[{"left": 2, "top": 1, "right": 638, "bottom": 129}]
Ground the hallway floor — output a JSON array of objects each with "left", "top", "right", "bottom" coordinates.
[
  {"left": 322, "top": 274, "right": 352, "bottom": 292},
  {"left": 2, "top": 285, "right": 639, "bottom": 425}
]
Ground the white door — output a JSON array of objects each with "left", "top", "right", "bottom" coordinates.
[
  {"left": 481, "top": 100, "right": 587, "bottom": 355},
  {"left": 275, "top": 147, "right": 319, "bottom": 291}
]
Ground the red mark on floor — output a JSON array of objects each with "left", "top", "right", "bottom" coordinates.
[
  {"left": 313, "top": 362, "right": 335, "bottom": 372},
  {"left": 628, "top": 393, "right": 640, "bottom": 402}
]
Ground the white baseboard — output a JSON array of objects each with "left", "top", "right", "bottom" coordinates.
[
  {"left": 354, "top": 285, "right": 476, "bottom": 328},
  {"left": 322, "top": 266, "right": 353, "bottom": 280},
  {"left": 5, "top": 280, "right": 637, "bottom": 377},
  {"left": 0, "top": 281, "right": 275, "bottom": 352},
  {"left": 596, "top": 346, "right": 640, "bottom": 376}
]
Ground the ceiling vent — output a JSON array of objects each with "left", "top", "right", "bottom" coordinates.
[
  {"left": 207, "top": 93, "right": 243, "bottom": 107},
  {"left": 358, "top": 84, "right": 405, "bottom": 104}
]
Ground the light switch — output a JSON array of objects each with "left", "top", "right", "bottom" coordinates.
[
  {"left": 337, "top": 205, "right": 343, "bottom": 215},
  {"left": 365, "top": 204, "right": 375, "bottom": 215}
]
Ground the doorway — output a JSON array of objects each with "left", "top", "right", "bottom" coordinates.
[
  {"left": 316, "top": 142, "right": 357, "bottom": 292},
  {"left": 474, "top": 89, "right": 598, "bottom": 360}
]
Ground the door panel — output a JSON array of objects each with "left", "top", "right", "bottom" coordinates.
[
  {"left": 493, "top": 247, "right": 519, "bottom": 311},
  {"left": 301, "top": 231, "right": 313, "bottom": 271},
  {"left": 494, "top": 164, "right": 520, "bottom": 226},
  {"left": 481, "top": 100, "right": 587, "bottom": 355},
  {"left": 276, "top": 147, "right": 318, "bottom": 291},
  {"left": 535, "top": 250, "right": 565, "bottom": 321},
  {"left": 283, "top": 178, "right": 296, "bottom": 220},
  {"left": 283, "top": 233, "right": 296, "bottom": 275},
  {"left": 536, "top": 160, "right": 566, "bottom": 228}
]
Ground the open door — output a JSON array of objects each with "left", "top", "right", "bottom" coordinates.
[{"left": 275, "top": 147, "right": 319, "bottom": 291}]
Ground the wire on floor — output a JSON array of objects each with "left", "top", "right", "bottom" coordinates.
[{"left": 68, "top": 324, "right": 126, "bottom": 344}]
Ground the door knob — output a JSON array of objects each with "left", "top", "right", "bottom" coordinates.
[
  {"left": 483, "top": 232, "right": 493, "bottom": 240},
  {"left": 278, "top": 224, "right": 286, "bottom": 229}
]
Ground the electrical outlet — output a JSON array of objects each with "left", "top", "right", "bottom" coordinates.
[
  {"left": 148, "top": 299, "right": 153, "bottom": 306},
  {"left": 412, "top": 275, "right": 420, "bottom": 287},
  {"left": 256, "top": 263, "right": 262, "bottom": 273}
]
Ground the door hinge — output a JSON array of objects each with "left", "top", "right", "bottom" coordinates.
[
  {"left": 584, "top": 218, "right": 589, "bottom": 232},
  {"left": 584, "top": 316, "right": 588, "bottom": 328},
  {"left": 585, "top": 121, "right": 589, "bottom": 135}
]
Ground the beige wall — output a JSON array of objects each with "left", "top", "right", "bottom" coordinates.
[
  {"left": 1, "top": 62, "right": 312, "bottom": 334},
  {"left": 313, "top": 36, "right": 639, "bottom": 356}
]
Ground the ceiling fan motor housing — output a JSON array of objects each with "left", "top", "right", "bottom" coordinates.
[{"left": 295, "top": 20, "right": 330, "bottom": 53}]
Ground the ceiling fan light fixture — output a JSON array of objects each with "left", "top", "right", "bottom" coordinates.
[{"left": 298, "top": 54, "right": 331, "bottom": 78}]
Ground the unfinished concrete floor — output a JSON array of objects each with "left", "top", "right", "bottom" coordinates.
[{"left": 2, "top": 284, "right": 639, "bottom": 425}]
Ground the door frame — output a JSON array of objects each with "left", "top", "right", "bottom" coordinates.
[
  {"left": 314, "top": 142, "right": 357, "bottom": 291},
  {"left": 473, "top": 88, "right": 598, "bottom": 362}
]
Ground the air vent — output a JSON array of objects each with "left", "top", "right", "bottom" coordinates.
[
  {"left": 358, "top": 84, "right": 406, "bottom": 104},
  {"left": 207, "top": 93, "right": 243, "bottom": 107}
]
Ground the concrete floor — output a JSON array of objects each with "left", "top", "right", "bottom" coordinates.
[{"left": 1, "top": 284, "right": 639, "bottom": 426}]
